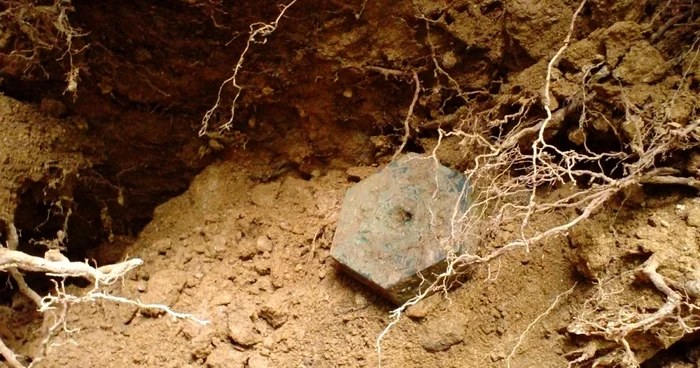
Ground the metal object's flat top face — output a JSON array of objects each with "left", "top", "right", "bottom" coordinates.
[{"left": 331, "top": 154, "right": 470, "bottom": 289}]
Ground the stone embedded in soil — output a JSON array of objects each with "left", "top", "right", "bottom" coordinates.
[
  {"left": 331, "top": 154, "right": 473, "bottom": 305},
  {"left": 619, "top": 184, "right": 646, "bottom": 207},
  {"left": 185, "top": 274, "right": 201, "bottom": 288},
  {"left": 250, "top": 182, "right": 280, "bottom": 207},
  {"left": 666, "top": 93, "right": 695, "bottom": 125},
  {"left": 256, "top": 235, "right": 274, "bottom": 253},
  {"left": 490, "top": 351, "right": 506, "bottom": 362},
  {"left": 253, "top": 277, "right": 274, "bottom": 294},
  {"left": 180, "top": 320, "right": 206, "bottom": 341},
  {"left": 236, "top": 238, "right": 258, "bottom": 260},
  {"left": 504, "top": 0, "right": 574, "bottom": 59},
  {"left": 136, "top": 280, "right": 148, "bottom": 292},
  {"left": 560, "top": 39, "right": 602, "bottom": 71},
  {"left": 253, "top": 258, "right": 271, "bottom": 275},
  {"left": 420, "top": 314, "right": 467, "bottom": 352},
  {"left": 211, "top": 293, "right": 233, "bottom": 307},
  {"left": 353, "top": 293, "right": 369, "bottom": 309},
  {"left": 269, "top": 254, "right": 287, "bottom": 288},
  {"left": 567, "top": 126, "right": 587, "bottom": 146},
  {"left": 603, "top": 21, "right": 644, "bottom": 67}
]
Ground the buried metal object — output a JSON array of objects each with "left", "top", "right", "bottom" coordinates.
[{"left": 330, "top": 154, "right": 474, "bottom": 305}]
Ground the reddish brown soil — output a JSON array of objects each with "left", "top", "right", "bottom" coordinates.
[
  {"left": 1, "top": 0, "right": 700, "bottom": 367},
  {"left": 1, "top": 149, "right": 587, "bottom": 368}
]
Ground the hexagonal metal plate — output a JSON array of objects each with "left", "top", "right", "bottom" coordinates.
[{"left": 331, "top": 154, "right": 472, "bottom": 304}]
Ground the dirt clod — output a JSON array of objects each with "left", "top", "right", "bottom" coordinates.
[
  {"left": 228, "top": 313, "right": 261, "bottom": 348},
  {"left": 685, "top": 204, "right": 700, "bottom": 227},
  {"left": 405, "top": 295, "right": 440, "bottom": 320},
  {"left": 256, "top": 236, "right": 274, "bottom": 254},
  {"left": 206, "top": 344, "right": 247, "bottom": 368},
  {"left": 419, "top": 314, "right": 467, "bottom": 352},
  {"left": 247, "top": 353, "right": 270, "bottom": 368},
  {"left": 259, "top": 293, "right": 289, "bottom": 329},
  {"left": 140, "top": 269, "right": 187, "bottom": 308},
  {"left": 612, "top": 41, "right": 668, "bottom": 83}
]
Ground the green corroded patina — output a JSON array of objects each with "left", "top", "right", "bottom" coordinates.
[{"left": 331, "top": 153, "right": 474, "bottom": 304}]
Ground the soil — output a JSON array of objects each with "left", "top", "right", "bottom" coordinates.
[{"left": 1, "top": 0, "right": 700, "bottom": 367}]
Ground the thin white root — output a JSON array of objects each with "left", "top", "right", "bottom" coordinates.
[
  {"left": 392, "top": 71, "right": 421, "bottom": 161},
  {"left": 5, "top": 223, "right": 43, "bottom": 307},
  {"left": 199, "top": 0, "right": 298, "bottom": 135},
  {"left": 566, "top": 253, "right": 695, "bottom": 366},
  {"left": 1, "top": 221, "right": 209, "bottom": 366},
  {"left": 506, "top": 283, "right": 578, "bottom": 368},
  {"left": 27, "top": 300, "right": 70, "bottom": 368},
  {"left": 46, "top": 291, "right": 210, "bottom": 325},
  {"left": 614, "top": 255, "right": 681, "bottom": 338},
  {"left": 522, "top": 0, "right": 589, "bottom": 248}
]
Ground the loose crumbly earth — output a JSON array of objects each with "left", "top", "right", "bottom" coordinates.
[
  {"left": 1, "top": 0, "right": 700, "bottom": 367},
  {"left": 5, "top": 149, "right": 700, "bottom": 368},
  {"left": 0, "top": 153, "right": 588, "bottom": 367}
]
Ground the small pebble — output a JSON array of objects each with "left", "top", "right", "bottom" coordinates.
[
  {"left": 490, "top": 351, "right": 505, "bottom": 362},
  {"left": 256, "top": 235, "right": 274, "bottom": 253},
  {"left": 354, "top": 293, "right": 368, "bottom": 308},
  {"left": 685, "top": 206, "right": 700, "bottom": 227},
  {"left": 136, "top": 280, "right": 148, "bottom": 292}
]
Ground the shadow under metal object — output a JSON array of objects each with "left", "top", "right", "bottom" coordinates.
[{"left": 331, "top": 154, "right": 474, "bottom": 305}]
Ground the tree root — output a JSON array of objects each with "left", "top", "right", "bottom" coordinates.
[
  {"left": 567, "top": 253, "right": 696, "bottom": 367},
  {"left": 0, "top": 221, "right": 206, "bottom": 367}
]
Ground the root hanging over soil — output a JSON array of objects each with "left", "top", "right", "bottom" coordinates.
[
  {"left": 566, "top": 252, "right": 700, "bottom": 367},
  {"left": 377, "top": 0, "right": 700, "bottom": 365},
  {"left": 2, "top": 0, "right": 700, "bottom": 366},
  {"left": 0, "top": 0, "right": 87, "bottom": 95},
  {"left": 0, "top": 222, "right": 207, "bottom": 368},
  {"left": 199, "top": 0, "right": 298, "bottom": 135}
]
